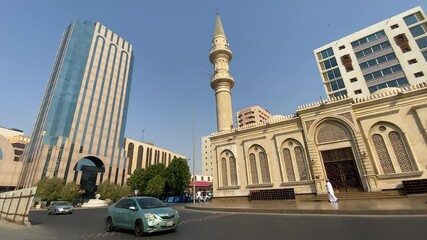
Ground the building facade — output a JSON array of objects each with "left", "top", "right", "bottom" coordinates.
[
  {"left": 124, "top": 138, "right": 186, "bottom": 178},
  {"left": 201, "top": 136, "right": 214, "bottom": 177},
  {"left": 0, "top": 132, "right": 25, "bottom": 191},
  {"left": 209, "top": 12, "right": 427, "bottom": 201},
  {"left": 236, "top": 106, "right": 272, "bottom": 127},
  {"left": 19, "top": 20, "right": 134, "bottom": 194},
  {"left": 315, "top": 6, "right": 427, "bottom": 99}
]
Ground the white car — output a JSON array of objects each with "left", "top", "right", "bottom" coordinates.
[{"left": 47, "top": 201, "right": 74, "bottom": 215}]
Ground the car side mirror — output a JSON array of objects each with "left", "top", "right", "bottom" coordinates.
[{"left": 129, "top": 206, "right": 137, "bottom": 211}]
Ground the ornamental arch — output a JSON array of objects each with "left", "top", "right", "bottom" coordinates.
[
  {"left": 279, "top": 138, "right": 310, "bottom": 182},
  {"left": 218, "top": 150, "right": 238, "bottom": 187},
  {"left": 368, "top": 121, "right": 418, "bottom": 175},
  {"left": 313, "top": 118, "right": 363, "bottom": 192}
]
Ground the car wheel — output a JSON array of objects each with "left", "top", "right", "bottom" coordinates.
[
  {"left": 134, "top": 220, "right": 144, "bottom": 237},
  {"left": 47, "top": 211, "right": 51, "bottom": 215},
  {"left": 106, "top": 217, "right": 114, "bottom": 232}
]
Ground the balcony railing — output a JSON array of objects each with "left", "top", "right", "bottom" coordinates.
[
  {"left": 211, "top": 72, "right": 234, "bottom": 81},
  {"left": 209, "top": 45, "right": 232, "bottom": 54}
]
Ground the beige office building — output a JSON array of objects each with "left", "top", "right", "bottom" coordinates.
[
  {"left": 201, "top": 136, "right": 214, "bottom": 178},
  {"left": 236, "top": 106, "right": 272, "bottom": 127},
  {"left": 315, "top": 6, "right": 427, "bottom": 99},
  {"left": 209, "top": 11, "right": 427, "bottom": 201},
  {"left": 124, "top": 138, "right": 186, "bottom": 177}
]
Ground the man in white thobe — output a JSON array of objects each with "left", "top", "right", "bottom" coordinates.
[{"left": 326, "top": 179, "right": 338, "bottom": 202}]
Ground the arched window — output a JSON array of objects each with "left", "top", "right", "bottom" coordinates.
[
  {"left": 371, "top": 123, "right": 415, "bottom": 174},
  {"left": 218, "top": 150, "right": 238, "bottom": 187},
  {"left": 137, "top": 146, "right": 143, "bottom": 169},
  {"left": 127, "top": 143, "right": 134, "bottom": 174},
  {"left": 248, "top": 145, "right": 270, "bottom": 184},
  {"left": 249, "top": 153, "right": 258, "bottom": 184},
  {"left": 281, "top": 139, "right": 309, "bottom": 182},
  {"left": 221, "top": 157, "right": 228, "bottom": 186}
]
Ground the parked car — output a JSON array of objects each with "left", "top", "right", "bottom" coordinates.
[
  {"left": 47, "top": 201, "right": 74, "bottom": 215},
  {"left": 105, "top": 196, "right": 180, "bottom": 236}
]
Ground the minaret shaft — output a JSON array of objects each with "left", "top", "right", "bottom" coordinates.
[{"left": 210, "top": 14, "right": 234, "bottom": 131}]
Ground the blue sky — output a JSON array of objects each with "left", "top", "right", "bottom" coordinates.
[{"left": 1, "top": 0, "right": 426, "bottom": 174}]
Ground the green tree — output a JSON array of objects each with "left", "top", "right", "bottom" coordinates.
[
  {"left": 127, "top": 164, "right": 166, "bottom": 195},
  {"left": 35, "top": 177, "right": 64, "bottom": 202},
  {"left": 127, "top": 168, "right": 146, "bottom": 193},
  {"left": 144, "top": 175, "right": 166, "bottom": 198},
  {"left": 60, "top": 182, "right": 80, "bottom": 202},
  {"left": 165, "top": 158, "right": 191, "bottom": 195},
  {"left": 96, "top": 181, "right": 131, "bottom": 202}
]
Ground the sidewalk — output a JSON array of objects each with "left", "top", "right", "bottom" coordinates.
[{"left": 185, "top": 195, "right": 427, "bottom": 215}]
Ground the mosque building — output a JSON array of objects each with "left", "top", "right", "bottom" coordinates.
[{"left": 209, "top": 8, "right": 427, "bottom": 201}]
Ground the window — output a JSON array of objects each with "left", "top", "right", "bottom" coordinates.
[
  {"left": 325, "top": 68, "right": 341, "bottom": 81},
  {"left": 390, "top": 24, "right": 399, "bottom": 29},
  {"left": 0, "top": 149, "right": 2, "bottom": 160},
  {"left": 410, "top": 24, "right": 426, "bottom": 37},
  {"left": 339, "top": 45, "right": 346, "bottom": 50},
  {"left": 354, "top": 89, "right": 362, "bottom": 94},
  {"left": 320, "top": 48, "right": 334, "bottom": 59},
  {"left": 363, "top": 64, "right": 402, "bottom": 81},
  {"left": 281, "top": 139, "right": 308, "bottom": 182},
  {"left": 330, "top": 79, "right": 345, "bottom": 91},
  {"left": 414, "top": 71, "right": 424, "bottom": 78},
  {"left": 370, "top": 123, "right": 415, "bottom": 174},
  {"left": 368, "top": 77, "right": 409, "bottom": 93},
  {"left": 416, "top": 36, "right": 427, "bottom": 49},
  {"left": 219, "top": 150, "right": 238, "bottom": 186},
  {"left": 404, "top": 12, "right": 424, "bottom": 26},
  {"left": 248, "top": 145, "right": 270, "bottom": 184},
  {"left": 351, "top": 30, "right": 385, "bottom": 47},
  {"left": 355, "top": 41, "right": 391, "bottom": 59},
  {"left": 350, "top": 77, "right": 358, "bottom": 83},
  {"left": 408, "top": 59, "right": 418, "bottom": 64}
]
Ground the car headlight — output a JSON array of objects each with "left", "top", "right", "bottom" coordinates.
[{"left": 144, "top": 213, "right": 155, "bottom": 219}]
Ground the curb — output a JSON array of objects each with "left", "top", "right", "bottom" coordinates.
[{"left": 185, "top": 205, "right": 427, "bottom": 215}]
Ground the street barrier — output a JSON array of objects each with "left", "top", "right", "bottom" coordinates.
[{"left": 0, "top": 187, "right": 37, "bottom": 226}]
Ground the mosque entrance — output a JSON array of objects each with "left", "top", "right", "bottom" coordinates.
[
  {"left": 321, "top": 147, "right": 362, "bottom": 193},
  {"left": 74, "top": 157, "right": 105, "bottom": 199}
]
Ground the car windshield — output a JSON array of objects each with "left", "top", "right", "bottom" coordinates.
[
  {"left": 137, "top": 197, "right": 168, "bottom": 209},
  {"left": 56, "top": 201, "right": 70, "bottom": 206}
]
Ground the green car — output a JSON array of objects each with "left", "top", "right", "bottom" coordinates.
[{"left": 105, "top": 196, "right": 180, "bottom": 236}]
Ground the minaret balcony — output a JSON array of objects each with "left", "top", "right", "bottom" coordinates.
[
  {"left": 210, "top": 72, "right": 235, "bottom": 89},
  {"left": 209, "top": 45, "right": 232, "bottom": 54},
  {"left": 209, "top": 46, "right": 233, "bottom": 63}
]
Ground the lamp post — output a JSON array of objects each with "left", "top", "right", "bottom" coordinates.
[{"left": 192, "top": 102, "right": 196, "bottom": 205}]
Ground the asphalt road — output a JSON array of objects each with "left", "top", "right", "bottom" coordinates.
[{"left": 2, "top": 203, "right": 426, "bottom": 240}]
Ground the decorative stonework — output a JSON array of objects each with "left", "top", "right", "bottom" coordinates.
[
  {"left": 229, "top": 156, "right": 238, "bottom": 185},
  {"left": 389, "top": 131, "right": 413, "bottom": 172},
  {"left": 305, "top": 120, "right": 315, "bottom": 131},
  {"left": 249, "top": 153, "right": 258, "bottom": 184},
  {"left": 221, "top": 158, "right": 228, "bottom": 186},
  {"left": 372, "top": 134, "right": 395, "bottom": 174},
  {"left": 259, "top": 152, "right": 271, "bottom": 183},
  {"left": 295, "top": 147, "right": 308, "bottom": 180},
  {"left": 317, "top": 121, "right": 350, "bottom": 143},
  {"left": 339, "top": 112, "right": 354, "bottom": 124},
  {"left": 283, "top": 148, "right": 295, "bottom": 181}
]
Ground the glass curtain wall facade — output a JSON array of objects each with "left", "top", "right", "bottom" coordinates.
[{"left": 19, "top": 20, "right": 134, "bottom": 188}]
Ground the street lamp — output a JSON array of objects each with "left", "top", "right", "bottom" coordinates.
[{"left": 192, "top": 102, "right": 196, "bottom": 205}]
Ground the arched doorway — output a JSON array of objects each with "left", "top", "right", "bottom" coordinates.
[
  {"left": 316, "top": 120, "right": 363, "bottom": 193},
  {"left": 73, "top": 157, "right": 105, "bottom": 199},
  {"left": 321, "top": 147, "right": 362, "bottom": 192}
]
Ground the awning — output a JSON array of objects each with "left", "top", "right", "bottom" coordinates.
[{"left": 189, "top": 181, "right": 212, "bottom": 187}]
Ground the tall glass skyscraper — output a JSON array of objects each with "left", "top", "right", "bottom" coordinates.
[{"left": 19, "top": 20, "right": 134, "bottom": 192}]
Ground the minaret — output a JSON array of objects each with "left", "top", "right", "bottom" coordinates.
[{"left": 209, "top": 13, "right": 235, "bottom": 131}]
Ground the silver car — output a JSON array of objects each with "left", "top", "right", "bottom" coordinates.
[
  {"left": 105, "top": 197, "right": 180, "bottom": 236},
  {"left": 47, "top": 201, "right": 74, "bottom": 215}
]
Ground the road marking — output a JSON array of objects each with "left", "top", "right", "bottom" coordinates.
[{"left": 180, "top": 212, "right": 235, "bottom": 225}]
